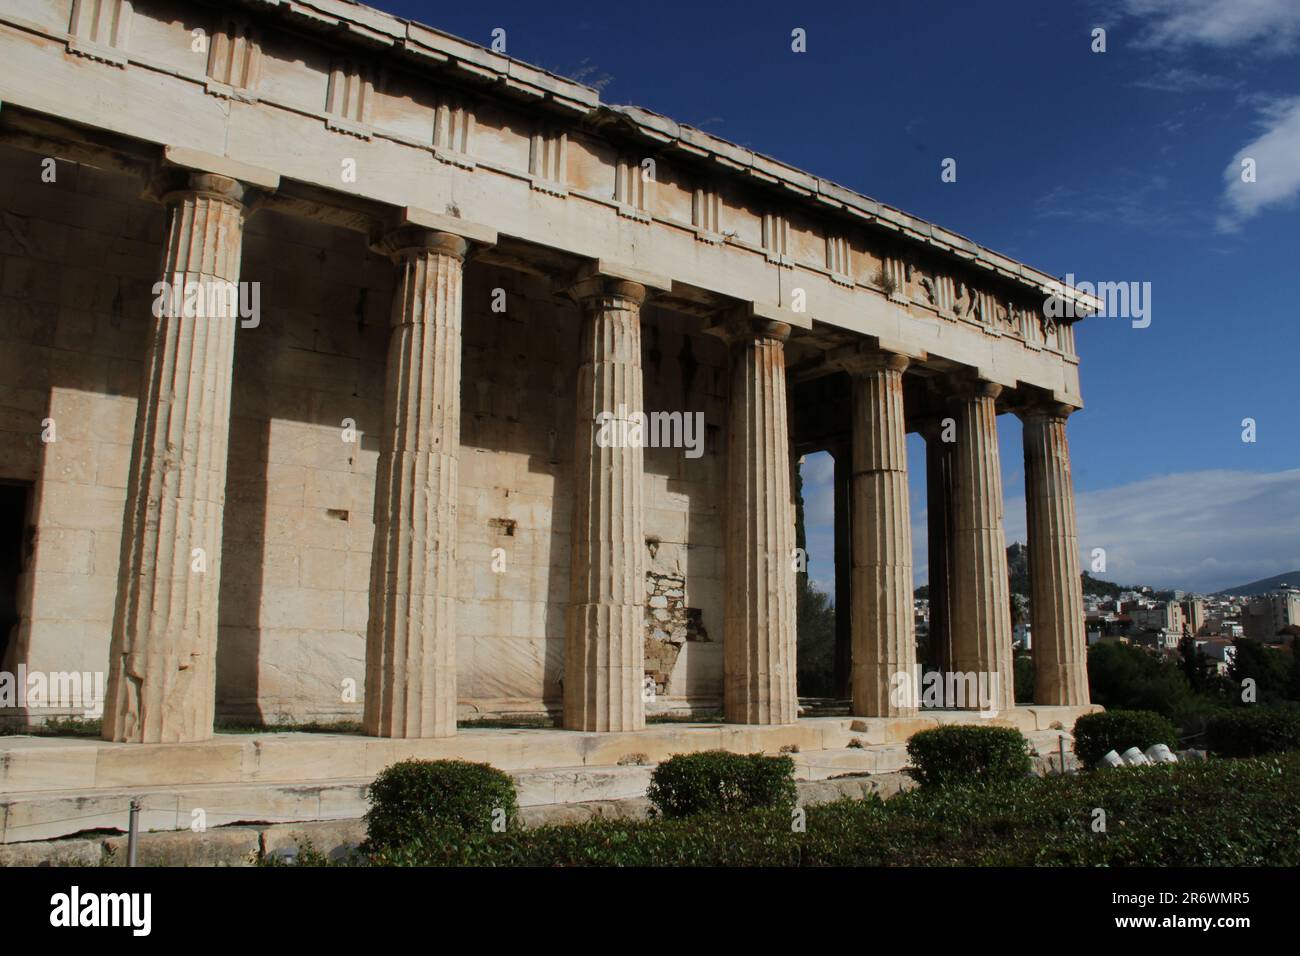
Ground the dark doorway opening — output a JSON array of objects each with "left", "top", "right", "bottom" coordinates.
[{"left": 0, "top": 482, "right": 30, "bottom": 668}]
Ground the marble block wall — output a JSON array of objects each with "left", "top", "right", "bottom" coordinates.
[{"left": 0, "top": 149, "right": 730, "bottom": 723}]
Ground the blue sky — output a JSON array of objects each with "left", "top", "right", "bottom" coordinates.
[{"left": 374, "top": 0, "right": 1300, "bottom": 594}]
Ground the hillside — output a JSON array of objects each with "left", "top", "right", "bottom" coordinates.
[
  {"left": 915, "top": 544, "right": 1170, "bottom": 600},
  {"left": 1213, "top": 571, "right": 1300, "bottom": 597}
]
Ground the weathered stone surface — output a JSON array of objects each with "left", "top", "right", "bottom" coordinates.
[
  {"left": 364, "top": 229, "right": 469, "bottom": 739},
  {"left": 564, "top": 276, "right": 648, "bottom": 732},
  {"left": 1020, "top": 404, "right": 1089, "bottom": 706},
  {"left": 103, "top": 827, "right": 262, "bottom": 867},
  {"left": 261, "top": 819, "right": 367, "bottom": 862},
  {"left": 103, "top": 173, "right": 248, "bottom": 744},
  {"left": 948, "top": 380, "right": 1015, "bottom": 713},
  {"left": 723, "top": 316, "right": 797, "bottom": 725},
  {"left": 847, "top": 353, "right": 917, "bottom": 717}
]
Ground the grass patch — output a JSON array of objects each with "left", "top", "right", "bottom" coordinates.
[
  {"left": 0, "top": 717, "right": 103, "bottom": 737},
  {"left": 214, "top": 719, "right": 365, "bottom": 735},
  {"left": 457, "top": 715, "right": 560, "bottom": 730},
  {"left": 278, "top": 752, "right": 1300, "bottom": 867}
]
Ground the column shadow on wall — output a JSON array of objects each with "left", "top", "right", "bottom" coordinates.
[{"left": 214, "top": 210, "right": 388, "bottom": 729}]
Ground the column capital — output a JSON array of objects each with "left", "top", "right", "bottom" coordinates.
[
  {"left": 950, "top": 376, "right": 1003, "bottom": 402},
  {"left": 566, "top": 259, "right": 669, "bottom": 308},
  {"left": 153, "top": 169, "right": 249, "bottom": 209},
  {"left": 718, "top": 305, "right": 792, "bottom": 345},
  {"left": 373, "top": 226, "right": 470, "bottom": 263},
  {"left": 831, "top": 342, "right": 910, "bottom": 377},
  {"left": 1016, "top": 399, "right": 1078, "bottom": 424},
  {"left": 567, "top": 274, "right": 649, "bottom": 308},
  {"left": 370, "top": 207, "right": 496, "bottom": 262},
  {"left": 152, "top": 146, "right": 279, "bottom": 210}
]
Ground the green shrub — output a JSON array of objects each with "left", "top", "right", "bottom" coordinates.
[
  {"left": 645, "top": 750, "right": 797, "bottom": 818},
  {"left": 1072, "top": 710, "right": 1178, "bottom": 766},
  {"left": 364, "top": 759, "right": 518, "bottom": 849},
  {"left": 1206, "top": 707, "right": 1300, "bottom": 758},
  {"left": 906, "top": 725, "right": 1032, "bottom": 787},
  {"left": 340, "top": 754, "right": 1300, "bottom": 868}
]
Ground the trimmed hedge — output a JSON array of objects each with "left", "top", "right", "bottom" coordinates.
[
  {"left": 1206, "top": 707, "right": 1300, "bottom": 758},
  {"left": 364, "top": 759, "right": 518, "bottom": 850},
  {"left": 1072, "top": 710, "right": 1178, "bottom": 767},
  {"left": 645, "top": 750, "right": 797, "bottom": 818},
  {"left": 320, "top": 753, "right": 1300, "bottom": 867},
  {"left": 906, "top": 725, "right": 1032, "bottom": 787}
]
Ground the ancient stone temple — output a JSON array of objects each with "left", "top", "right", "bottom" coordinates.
[{"left": 0, "top": 0, "right": 1096, "bottom": 747}]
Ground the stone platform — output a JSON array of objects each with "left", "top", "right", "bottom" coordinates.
[{"left": 0, "top": 707, "right": 1095, "bottom": 844}]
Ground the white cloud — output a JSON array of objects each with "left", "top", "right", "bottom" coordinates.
[
  {"left": 1020, "top": 468, "right": 1300, "bottom": 593},
  {"left": 1219, "top": 96, "right": 1300, "bottom": 229},
  {"left": 1120, "top": 0, "right": 1300, "bottom": 53},
  {"left": 907, "top": 468, "right": 1299, "bottom": 593},
  {"left": 1131, "top": 67, "right": 1239, "bottom": 92}
]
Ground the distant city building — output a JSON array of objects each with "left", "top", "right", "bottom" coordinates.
[
  {"left": 1131, "top": 602, "right": 1185, "bottom": 636},
  {"left": 1243, "top": 586, "right": 1300, "bottom": 643},
  {"left": 1195, "top": 638, "right": 1236, "bottom": 675},
  {"left": 1132, "top": 628, "right": 1178, "bottom": 653},
  {"left": 1180, "top": 598, "right": 1205, "bottom": 636}
]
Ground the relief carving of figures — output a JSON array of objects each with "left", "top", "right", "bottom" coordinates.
[
  {"left": 919, "top": 273, "right": 937, "bottom": 306},
  {"left": 954, "top": 281, "right": 973, "bottom": 318}
]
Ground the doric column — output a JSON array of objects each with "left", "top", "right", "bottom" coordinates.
[
  {"left": 832, "top": 442, "right": 852, "bottom": 699},
  {"left": 564, "top": 276, "right": 648, "bottom": 732},
  {"left": 103, "top": 171, "right": 250, "bottom": 743},
  {"left": 364, "top": 228, "right": 469, "bottom": 739},
  {"left": 1019, "top": 402, "right": 1090, "bottom": 705},
  {"left": 948, "top": 379, "right": 1015, "bottom": 712},
  {"left": 922, "top": 420, "right": 955, "bottom": 676},
  {"left": 723, "top": 315, "right": 798, "bottom": 724},
  {"left": 846, "top": 353, "right": 918, "bottom": 717}
]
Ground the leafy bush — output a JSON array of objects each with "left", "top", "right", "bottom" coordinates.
[
  {"left": 364, "top": 759, "right": 518, "bottom": 850},
  {"left": 338, "top": 753, "right": 1300, "bottom": 867},
  {"left": 1072, "top": 710, "right": 1178, "bottom": 766},
  {"left": 1206, "top": 707, "right": 1300, "bottom": 758},
  {"left": 1229, "top": 638, "right": 1291, "bottom": 702},
  {"left": 906, "top": 725, "right": 1032, "bottom": 787},
  {"left": 645, "top": 751, "right": 796, "bottom": 818},
  {"left": 1086, "top": 642, "right": 1196, "bottom": 718},
  {"left": 1013, "top": 652, "right": 1035, "bottom": 704}
]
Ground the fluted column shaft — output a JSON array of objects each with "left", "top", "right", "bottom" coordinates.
[
  {"left": 564, "top": 277, "right": 647, "bottom": 731},
  {"left": 832, "top": 444, "right": 852, "bottom": 699},
  {"left": 1021, "top": 405, "right": 1090, "bottom": 705},
  {"left": 848, "top": 355, "right": 917, "bottom": 716},
  {"left": 948, "top": 381, "right": 1014, "bottom": 712},
  {"left": 723, "top": 317, "right": 797, "bottom": 724},
  {"left": 923, "top": 423, "right": 955, "bottom": 675},
  {"left": 364, "top": 229, "right": 467, "bottom": 738},
  {"left": 104, "top": 173, "right": 247, "bottom": 743}
]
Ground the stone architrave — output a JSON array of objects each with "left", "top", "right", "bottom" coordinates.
[
  {"left": 103, "top": 171, "right": 250, "bottom": 743},
  {"left": 564, "top": 275, "right": 649, "bottom": 732},
  {"left": 948, "top": 379, "right": 1015, "bottom": 713},
  {"left": 363, "top": 228, "right": 469, "bottom": 739},
  {"left": 1020, "top": 401, "right": 1090, "bottom": 705},
  {"left": 723, "top": 314, "right": 798, "bottom": 724},
  {"left": 846, "top": 352, "right": 918, "bottom": 717}
]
